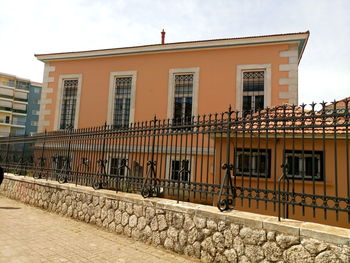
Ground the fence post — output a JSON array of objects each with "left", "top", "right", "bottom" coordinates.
[
  {"left": 217, "top": 105, "right": 236, "bottom": 211},
  {"left": 141, "top": 116, "right": 158, "bottom": 198},
  {"left": 41, "top": 130, "right": 47, "bottom": 179},
  {"left": 5, "top": 134, "right": 11, "bottom": 169}
]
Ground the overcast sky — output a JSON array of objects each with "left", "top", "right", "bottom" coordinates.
[{"left": 0, "top": 0, "right": 349, "bottom": 105}]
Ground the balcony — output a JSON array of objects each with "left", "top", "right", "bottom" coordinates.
[
  {"left": 0, "top": 87, "right": 14, "bottom": 97},
  {"left": 14, "top": 91, "right": 28, "bottom": 102},
  {"left": 12, "top": 109, "right": 27, "bottom": 115},
  {"left": 0, "top": 106, "right": 12, "bottom": 113},
  {"left": 11, "top": 120, "right": 26, "bottom": 127},
  {"left": 13, "top": 97, "right": 28, "bottom": 103},
  {"left": 15, "top": 82, "right": 30, "bottom": 91},
  {"left": 0, "top": 119, "right": 10, "bottom": 124},
  {"left": 0, "top": 80, "right": 15, "bottom": 88}
]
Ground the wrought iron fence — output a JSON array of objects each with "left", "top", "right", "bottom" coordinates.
[{"left": 0, "top": 101, "right": 349, "bottom": 227}]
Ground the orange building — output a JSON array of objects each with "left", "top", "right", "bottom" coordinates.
[{"left": 35, "top": 31, "right": 309, "bottom": 132}]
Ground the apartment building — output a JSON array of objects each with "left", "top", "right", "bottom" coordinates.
[
  {"left": 0, "top": 73, "right": 42, "bottom": 136},
  {"left": 0, "top": 73, "right": 30, "bottom": 136}
]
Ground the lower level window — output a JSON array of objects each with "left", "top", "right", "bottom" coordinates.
[
  {"left": 110, "top": 158, "right": 128, "bottom": 176},
  {"left": 171, "top": 159, "right": 190, "bottom": 181},
  {"left": 235, "top": 148, "right": 270, "bottom": 178},
  {"left": 285, "top": 151, "right": 323, "bottom": 181},
  {"left": 53, "top": 155, "right": 70, "bottom": 170}
]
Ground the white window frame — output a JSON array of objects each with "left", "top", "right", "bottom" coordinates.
[
  {"left": 236, "top": 64, "right": 271, "bottom": 113},
  {"left": 107, "top": 71, "right": 137, "bottom": 126},
  {"left": 235, "top": 148, "right": 271, "bottom": 178},
  {"left": 54, "top": 74, "right": 82, "bottom": 130},
  {"left": 167, "top": 67, "right": 199, "bottom": 119},
  {"left": 107, "top": 153, "right": 129, "bottom": 173},
  {"left": 285, "top": 151, "right": 323, "bottom": 181},
  {"left": 165, "top": 155, "right": 194, "bottom": 182}
]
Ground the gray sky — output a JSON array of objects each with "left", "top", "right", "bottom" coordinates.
[{"left": 0, "top": 0, "right": 349, "bottom": 104}]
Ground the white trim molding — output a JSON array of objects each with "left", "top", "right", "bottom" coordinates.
[
  {"left": 54, "top": 74, "right": 83, "bottom": 130},
  {"left": 279, "top": 44, "right": 299, "bottom": 105},
  {"left": 107, "top": 71, "right": 137, "bottom": 125},
  {"left": 167, "top": 67, "right": 200, "bottom": 119},
  {"left": 37, "top": 63, "right": 55, "bottom": 132},
  {"left": 236, "top": 64, "right": 272, "bottom": 112}
]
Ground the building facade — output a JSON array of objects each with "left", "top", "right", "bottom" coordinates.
[
  {"left": 35, "top": 31, "right": 309, "bottom": 132},
  {"left": 0, "top": 73, "right": 30, "bottom": 136},
  {"left": 25, "top": 82, "right": 42, "bottom": 135},
  {"left": 0, "top": 73, "right": 42, "bottom": 137}
]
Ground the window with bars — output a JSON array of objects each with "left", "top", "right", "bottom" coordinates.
[
  {"left": 285, "top": 151, "right": 323, "bottom": 181},
  {"left": 113, "top": 77, "right": 132, "bottom": 128},
  {"left": 173, "top": 74, "right": 193, "bottom": 126},
  {"left": 235, "top": 148, "right": 271, "bottom": 178},
  {"left": 110, "top": 158, "right": 128, "bottom": 177},
  {"left": 171, "top": 159, "right": 190, "bottom": 181},
  {"left": 60, "top": 79, "right": 78, "bottom": 130},
  {"left": 242, "top": 71, "right": 264, "bottom": 116}
]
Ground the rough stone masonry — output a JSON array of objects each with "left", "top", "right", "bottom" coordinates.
[{"left": 1, "top": 174, "right": 349, "bottom": 263}]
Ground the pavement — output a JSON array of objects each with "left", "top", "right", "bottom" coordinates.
[{"left": 0, "top": 196, "right": 198, "bottom": 263}]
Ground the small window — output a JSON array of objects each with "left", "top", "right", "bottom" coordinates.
[
  {"left": 34, "top": 87, "right": 41, "bottom": 94},
  {"left": 285, "top": 151, "right": 323, "bottom": 181},
  {"left": 173, "top": 74, "right": 193, "bottom": 126},
  {"left": 113, "top": 77, "right": 132, "bottom": 128},
  {"left": 110, "top": 158, "right": 128, "bottom": 177},
  {"left": 242, "top": 71, "right": 264, "bottom": 116},
  {"left": 171, "top": 159, "right": 190, "bottom": 181},
  {"left": 5, "top": 116, "right": 10, "bottom": 124},
  {"left": 60, "top": 79, "right": 78, "bottom": 130},
  {"left": 52, "top": 155, "right": 71, "bottom": 170},
  {"left": 235, "top": 148, "right": 271, "bottom": 178}
]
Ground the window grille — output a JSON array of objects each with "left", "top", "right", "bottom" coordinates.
[
  {"left": 60, "top": 79, "right": 78, "bottom": 130},
  {"left": 242, "top": 71, "right": 264, "bottom": 116},
  {"left": 113, "top": 77, "right": 132, "bottom": 128},
  {"left": 285, "top": 151, "right": 323, "bottom": 181},
  {"left": 110, "top": 158, "right": 128, "bottom": 176},
  {"left": 235, "top": 148, "right": 270, "bottom": 178},
  {"left": 171, "top": 159, "right": 190, "bottom": 181},
  {"left": 173, "top": 74, "right": 193, "bottom": 125}
]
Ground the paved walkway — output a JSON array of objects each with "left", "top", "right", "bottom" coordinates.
[{"left": 0, "top": 196, "right": 198, "bottom": 263}]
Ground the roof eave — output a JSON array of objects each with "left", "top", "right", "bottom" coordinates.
[{"left": 35, "top": 31, "right": 310, "bottom": 62}]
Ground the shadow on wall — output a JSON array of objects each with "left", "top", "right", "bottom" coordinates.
[{"left": 0, "top": 166, "right": 3, "bottom": 185}]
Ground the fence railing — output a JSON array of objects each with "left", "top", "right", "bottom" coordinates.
[{"left": 0, "top": 101, "right": 349, "bottom": 227}]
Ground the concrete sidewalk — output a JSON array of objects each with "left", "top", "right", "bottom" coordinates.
[{"left": 0, "top": 196, "right": 197, "bottom": 263}]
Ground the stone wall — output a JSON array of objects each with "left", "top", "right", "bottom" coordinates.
[{"left": 1, "top": 174, "right": 349, "bottom": 263}]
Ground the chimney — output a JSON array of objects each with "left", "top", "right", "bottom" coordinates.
[{"left": 161, "top": 29, "right": 165, "bottom": 44}]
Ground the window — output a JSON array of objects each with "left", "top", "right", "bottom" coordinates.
[
  {"left": 113, "top": 77, "right": 132, "bottom": 128},
  {"left": 34, "top": 87, "right": 41, "bottom": 94},
  {"left": 171, "top": 159, "right": 190, "bottom": 181},
  {"left": 167, "top": 67, "right": 199, "bottom": 122},
  {"left": 242, "top": 71, "right": 264, "bottom": 116},
  {"left": 235, "top": 148, "right": 271, "bottom": 178},
  {"left": 110, "top": 158, "right": 128, "bottom": 177},
  {"left": 60, "top": 79, "right": 78, "bottom": 130},
  {"left": 173, "top": 74, "right": 193, "bottom": 125},
  {"left": 16, "top": 81, "right": 29, "bottom": 90},
  {"left": 52, "top": 155, "right": 72, "bottom": 170},
  {"left": 108, "top": 71, "right": 136, "bottom": 127},
  {"left": 5, "top": 116, "right": 10, "bottom": 124},
  {"left": 285, "top": 151, "right": 323, "bottom": 181}
]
